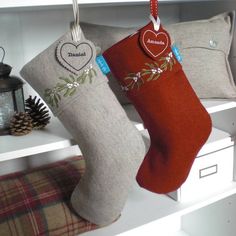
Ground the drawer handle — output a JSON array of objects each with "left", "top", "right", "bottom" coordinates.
[{"left": 199, "top": 164, "right": 218, "bottom": 178}]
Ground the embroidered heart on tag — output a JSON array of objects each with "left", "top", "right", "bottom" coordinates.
[
  {"left": 139, "top": 23, "right": 171, "bottom": 60},
  {"left": 56, "top": 39, "right": 95, "bottom": 75}
]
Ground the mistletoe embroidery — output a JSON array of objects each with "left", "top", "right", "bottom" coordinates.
[
  {"left": 142, "top": 62, "right": 163, "bottom": 82},
  {"left": 123, "top": 52, "right": 176, "bottom": 91},
  {"left": 44, "top": 64, "right": 96, "bottom": 108},
  {"left": 124, "top": 72, "right": 144, "bottom": 90}
]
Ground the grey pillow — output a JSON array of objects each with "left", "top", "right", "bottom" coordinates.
[
  {"left": 165, "top": 11, "right": 236, "bottom": 98},
  {"left": 81, "top": 22, "right": 137, "bottom": 104}
]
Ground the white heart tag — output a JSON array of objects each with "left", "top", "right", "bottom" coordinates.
[{"left": 56, "top": 39, "right": 95, "bottom": 75}]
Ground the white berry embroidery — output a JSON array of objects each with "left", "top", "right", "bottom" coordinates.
[
  {"left": 66, "top": 83, "right": 73, "bottom": 89},
  {"left": 84, "top": 64, "right": 94, "bottom": 75},
  {"left": 151, "top": 68, "right": 163, "bottom": 74},
  {"left": 73, "top": 82, "right": 80, "bottom": 87},
  {"left": 165, "top": 52, "right": 173, "bottom": 63}
]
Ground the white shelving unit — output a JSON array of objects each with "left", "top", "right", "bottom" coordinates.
[
  {"left": 1, "top": 0, "right": 236, "bottom": 235},
  {"left": 82, "top": 182, "right": 236, "bottom": 236}
]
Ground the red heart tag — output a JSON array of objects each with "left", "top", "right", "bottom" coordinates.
[{"left": 140, "top": 23, "right": 171, "bottom": 60}]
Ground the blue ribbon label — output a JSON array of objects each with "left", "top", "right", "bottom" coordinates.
[
  {"left": 172, "top": 44, "right": 182, "bottom": 63},
  {"left": 96, "top": 55, "right": 111, "bottom": 75}
]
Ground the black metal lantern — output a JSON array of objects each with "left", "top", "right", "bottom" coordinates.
[{"left": 0, "top": 47, "right": 25, "bottom": 135}]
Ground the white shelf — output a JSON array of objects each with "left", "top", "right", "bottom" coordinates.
[
  {"left": 201, "top": 99, "right": 236, "bottom": 114},
  {"left": 0, "top": 115, "right": 144, "bottom": 162},
  {"left": 0, "top": 0, "right": 221, "bottom": 9},
  {"left": 0, "top": 118, "right": 76, "bottom": 162},
  {"left": 117, "top": 223, "right": 190, "bottom": 236},
  {"left": 124, "top": 99, "right": 236, "bottom": 132},
  {"left": 82, "top": 181, "right": 236, "bottom": 236},
  {"left": 1, "top": 99, "right": 235, "bottom": 163}
]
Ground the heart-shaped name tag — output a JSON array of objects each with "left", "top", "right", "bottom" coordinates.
[
  {"left": 56, "top": 39, "right": 96, "bottom": 75},
  {"left": 140, "top": 23, "right": 171, "bottom": 60}
]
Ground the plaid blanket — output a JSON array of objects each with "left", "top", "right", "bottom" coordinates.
[{"left": 0, "top": 156, "right": 98, "bottom": 236}]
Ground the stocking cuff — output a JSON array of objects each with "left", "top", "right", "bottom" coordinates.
[
  {"left": 103, "top": 22, "right": 182, "bottom": 98},
  {"left": 21, "top": 32, "right": 108, "bottom": 117}
]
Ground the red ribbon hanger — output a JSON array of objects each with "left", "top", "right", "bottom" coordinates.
[
  {"left": 150, "top": 0, "right": 158, "bottom": 19},
  {"left": 149, "top": 0, "right": 160, "bottom": 31}
]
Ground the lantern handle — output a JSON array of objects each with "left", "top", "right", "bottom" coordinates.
[{"left": 0, "top": 47, "right": 5, "bottom": 63}]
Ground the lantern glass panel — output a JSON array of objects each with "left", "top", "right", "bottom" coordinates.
[
  {"left": 15, "top": 88, "right": 25, "bottom": 112},
  {"left": 0, "top": 91, "right": 14, "bottom": 130}
]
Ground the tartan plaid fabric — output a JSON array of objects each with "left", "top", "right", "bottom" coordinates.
[{"left": 0, "top": 156, "right": 99, "bottom": 236}]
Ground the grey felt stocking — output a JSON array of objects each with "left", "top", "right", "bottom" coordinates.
[{"left": 20, "top": 31, "right": 146, "bottom": 226}]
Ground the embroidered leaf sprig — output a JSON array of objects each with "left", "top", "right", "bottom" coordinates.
[
  {"left": 123, "top": 51, "right": 176, "bottom": 91},
  {"left": 44, "top": 65, "right": 97, "bottom": 108},
  {"left": 44, "top": 88, "right": 61, "bottom": 108}
]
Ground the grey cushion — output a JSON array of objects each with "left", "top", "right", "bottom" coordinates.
[
  {"left": 81, "top": 22, "right": 138, "bottom": 104},
  {"left": 165, "top": 11, "right": 236, "bottom": 98}
]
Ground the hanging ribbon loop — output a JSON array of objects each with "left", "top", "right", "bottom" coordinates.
[
  {"left": 71, "top": 0, "right": 81, "bottom": 42},
  {"left": 150, "top": 14, "right": 160, "bottom": 31}
]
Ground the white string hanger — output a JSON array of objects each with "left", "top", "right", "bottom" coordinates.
[{"left": 71, "top": 0, "right": 82, "bottom": 42}]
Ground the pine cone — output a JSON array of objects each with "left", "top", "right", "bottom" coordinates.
[
  {"left": 10, "top": 112, "right": 33, "bottom": 136},
  {"left": 25, "top": 96, "right": 51, "bottom": 129}
]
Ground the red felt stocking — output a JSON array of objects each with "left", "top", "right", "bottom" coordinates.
[{"left": 103, "top": 0, "right": 212, "bottom": 194}]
